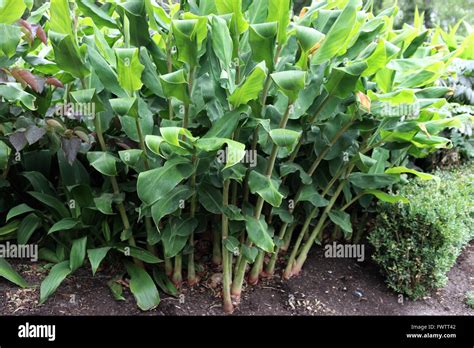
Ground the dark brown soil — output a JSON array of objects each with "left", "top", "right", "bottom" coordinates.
[{"left": 1, "top": 242, "right": 473, "bottom": 316}]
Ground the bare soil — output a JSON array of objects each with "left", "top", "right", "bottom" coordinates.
[{"left": 1, "top": 242, "right": 473, "bottom": 316}]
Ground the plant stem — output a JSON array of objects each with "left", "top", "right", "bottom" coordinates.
[
  {"left": 94, "top": 111, "right": 142, "bottom": 268},
  {"left": 292, "top": 174, "right": 351, "bottom": 276},
  {"left": 233, "top": 103, "right": 292, "bottom": 292},
  {"left": 134, "top": 116, "right": 159, "bottom": 258},
  {"left": 221, "top": 179, "right": 233, "bottom": 313},
  {"left": 164, "top": 256, "right": 173, "bottom": 276},
  {"left": 282, "top": 164, "right": 347, "bottom": 279},
  {"left": 266, "top": 120, "right": 353, "bottom": 276},
  {"left": 172, "top": 254, "right": 182, "bottom": 287},
  {"left": 166, "top": 34, "right": 174, "bottom": 120},
  {"left": 184, "top": 66, "right": 198, "bottom": 286},
  {"left": 187, "top": 154, "right": 198, "bottom": 286}
]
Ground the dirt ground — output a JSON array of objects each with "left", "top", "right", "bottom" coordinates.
[{"left": 1, "top": 242, "right": 473, "bottom": 316}]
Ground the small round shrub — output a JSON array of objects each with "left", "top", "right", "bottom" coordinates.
[{"left": 369, "top": 164, "right": 474, "bottom": 299}]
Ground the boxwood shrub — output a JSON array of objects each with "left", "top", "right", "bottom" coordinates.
[{"left": 370, "top": 164, "right": 474, "bottom": 299}]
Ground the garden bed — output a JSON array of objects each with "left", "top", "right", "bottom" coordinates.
[{"left": 2, "top": 242, "right": 473, "bottom": 316}]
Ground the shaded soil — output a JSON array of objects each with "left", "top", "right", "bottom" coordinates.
[{"left": 1, "top": 242, "right": 473, "bottom": 316}]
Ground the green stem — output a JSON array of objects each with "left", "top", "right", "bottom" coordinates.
[
  {"left": 172, "top": 254, "right": 182, "bottom": 287},
  {"left": 221, "top": 179, "right": 233, "bottom": 313},
  {"left": 234, "top": 103, "right": 292, "bottom": 291},
  {"left": 187, "top": 154, "right": 198, "bottom": 286},
  {"left": 166, "top": 34, "right": 174, "bottom": 120},
  {"left": 134, "top": 116, "right": 159, "bottom": 258},
  {"left": 281, "top": 221, "right": 296, "bottom": 251},
  {"left": 164, "top": 256, "right": 173, "bottom": 276},
  {"left": 184, "top": 67, "right": 198, "bottom": 286},
  {"left": 94, "top": 108, "right": 142, "bottom": 268},
  {"left": 268, "top": 120, "right": 353, "bottom": 276},
  {"left": 292, "top": 176, "right": 349, "bottom": 275},
  {"left": 282, "top": 164, "right": 346, "bottom": 279}
]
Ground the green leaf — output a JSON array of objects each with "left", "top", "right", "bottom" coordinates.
[
  {"left": 215, "top": 0, "right": 248, "bottom": 34},
  {"left": 139, "top": 47, "right": 164, "bottom": 98},
  {"left": 28, "top": 191, "right": 70, "bottom": 218},
  {"left": 93, "top": 193, "right": 115, "bottom": 215},
  {"left": 324, "top": 62, "right": 368, "bottom": 99},
  {"left": 87, "top": 247, "right": 111, "bottom": 275},
  {"left": 245, "top": 216, "right": 274, "bottom": 253},
  {"left": 0, "top": 258, "right": 29, "bottom": 288},
  {"left": 0, "top": 0, "right": 26, "bottom": 24},
  {"left": 0, "top": 220, "right": 20, "bottom": 237},
  {"left": 0, "top": 83, "right": 36, "bottom": 110},
  {"left": 160, "top": 127, "right": 197, "bottom": 148},
  {"left": 161, "top": 217, "right": 198, "bottom": 258},
  {"left": 279, "top": 163, "right": 312, "bottom": 185},
  {"left": 152, "top": 268, "right": 179, "bottom": 297},
  {"left": 328, "top": 210, "right": 353, "bottom": 236},
  {"left": 70, "top": 236, "right": 87, "bottom": 272},
  {"left": 138, "top": 158, "right": 194, "bottom": 206},
  {"left": 172, "top": 19, "right": 207, "bottom": 66},
  {"left": 364, "top": 190, "right": 409, "bottom": 204},
  {"left": 362, "top": 39, "right": 399, "bottom": 77},
  {"left": 125, "top": 262, "right": 160, "bottom": 311},
  {"left": 119, "top": 0, "right": 150, "bottom": 47},
  {"left": 117, "top": 246, "right": 162, "bottom": 264},
  {"left": 108, "top": 278, "right": 125, "bottom": 301},
  {"left": 160, "top": 70, "right": 190, "bottom": 104},
  {"left": 228, "top": 61, "right": 268, "bottom": 107},
  {"left": 248, "top": 171, "right": 283, "bottom": 207},
  {"left": 17, "top": 213, "right": 41, "bottom": 244},
  {"left": 296, "top": 185, "right": 329, "bottom": 207},
  {"left": 196, "top": 138, "right": 246, "bottom": 169},
  {"left": 87, "top": 152, "right": 119, "bottom": 177},
  {"left": 224, "top": 235, "right": 240, "bottom": 255},
  {"left": 385, "top": 166, "right": 439, "bottom": 183},
  {"left": 40, "top": 261, "right": 72, "bottom": 304},
  {"left": 271, "top": 70, "right": 306, "bottom": 103},
  {"left": 312, "top": 0, "right": 361, "bottom": 65},
  {"left": 203, "top": 105, "right": 249, "bottom": 139},
  {"left": 197, "top": 183, "right": 223, "bottom": 214},
  {"left": 118, "top": 149, "right": 145, "bottom": 171},
  {"left": 87, "top": 46, "right": 127, "bottom": 98},
  {"left": 0, "top": 24, "right": 21, "bottom": 58},
  {"left": 76, "top": 0, "right": 117, "bottom": 28},
  {"left": 296, "top": 26, "right": 325, "bottom": 53},
  {"left": 211, "top": 15, "right": 233, "bottom": 68},
  {"left": 267, "top": 0, "right": 290, "bottom": 45},
  {"left": 48, "top": 218, "right": 81, "bottom": 234},
  {"left": 145, "top": 135, "right": 165, "bottom": 157},
  {"left": 269, "top": 129, "right": 302, "bottom": 152},
  {"left": 249, "top": 22, "right": 278, "bottom": 69},
  {"left": 49, "top": 0, "right": 72, "bottom": 35},
  {"left": 241, "top": 244, "right": 258, "bottom": 263},
  {"left": 151, "top": 185, "right": 193, "bottom": 226},
  {"left": 0, "top": 141, "right": 9, "bottom": 173},
  {"left": 110, "top": 97, "right": 138, "bottom": 118},
  {"left": 6, "top": 203, "right": 34, "bottom": 222},
  {"left": 349, "top": 173, "right": 400, "bottom": 189},
  {"left": 115, "top": 48, "right": 145, "bottom": 95},
  {"left": 49, "top": 31, "right": 88, "bottom": 78}
]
